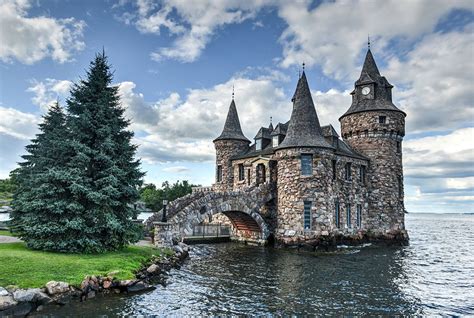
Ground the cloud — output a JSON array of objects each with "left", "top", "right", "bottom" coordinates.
[
  {"left": 115, "top": 0, "right": 271, "bottom": 62},
  {"left": 118, "top": 69, "right": 291, "bottom": 163},
  {"left": 162, "top": 166, "right": 190, "bottom": 173},
  {"left": 386, "top": 25, "right": 474, "bottom": 133},
  {"left": 0, "top": 106, "right": 40, "bottom": 140},
  {"left": 403, "top": 127, "right": 474, "bottom": 179},
  {"left": 277, "top": 0, "right": 472, "bottom": 80},
  {"left": 27, "top": 79, "right": 73, "bottom": 111},
  {"left": 0, "top": 106, "right": 40, "bottom": 178},
  {"left": 0, "top": 0, "right": 86, "bottom": 64}
]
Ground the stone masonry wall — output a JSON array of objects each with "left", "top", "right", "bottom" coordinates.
[
  {"left": 274, "top": 147, "right": 369, "bottom": 245},
  {"left": 213, "top": 140, "right": 249, "bottom": 192},
  {"left": 340, "top": 110, "right": 405, "bottom": 233}
]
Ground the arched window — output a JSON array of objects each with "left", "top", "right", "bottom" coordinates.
[{"left": 256, "top": 163, "right": 266, "bottom": 185}]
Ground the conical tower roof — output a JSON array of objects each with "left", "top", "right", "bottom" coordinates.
[
  {"left": 340, "top": 48, "right": 405, "bottom": 119},
  {"left": 214, "top": 99, "right": 250, "bottom": 142},
  {"left": 279, "top": 72, "right": 334, "bottom": 149}
]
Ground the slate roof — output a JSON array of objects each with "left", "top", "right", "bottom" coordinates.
[
  {"left": 321, "top": 124, "right": 339, "bottom": 138},
  {"left": 271, "top": 121, "right": 289, "bottom": 136},
  {"left": 340, "top": 49, "right": 405, "bottom": 120},
  {"left": 254, "top": 127, "right": 272, "bottom": 140},
  {"left": 278, "top": 72, "right": 334, "bottom": 149},
  {"left": 214, "top": 100, "right": 250, "bottom": 142}
]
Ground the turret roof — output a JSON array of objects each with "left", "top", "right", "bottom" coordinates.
[
  {"left": 278, "top": 72, "right": 334, "bottom": 149},
  {"left": 214, "top": 100, "right": 250, "bottom": 142},
  {"left": 340, "top": 48, "right": 405, "bottom": 120}
]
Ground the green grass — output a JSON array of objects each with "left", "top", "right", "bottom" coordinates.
[
  {"left": 0, "top": 230, "right": 14, "bottom": 236},
  {"left": 0, "top": 243, "right": 169, "bottom": 288}
]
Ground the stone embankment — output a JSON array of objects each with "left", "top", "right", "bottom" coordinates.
[{"left": 0, "top": 243, "right": 189, "bottom": 316}]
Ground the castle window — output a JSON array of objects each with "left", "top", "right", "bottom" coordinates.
[
  {"left": 238, "top": 164, "right": 244, "bottom": 181},
  {"left": 332, "top": 160, "right": 337, "bottom": 180},
  {"left": 346, "top": 205, "right": 351, "bottom": 228},
  {"left": 364, "top": 130, "right": 369, "bottom": 137},
  {"left": 247, "top": 169, "right": 251, "bottom": 186},
  {"left": 398, "top": 175, "right": 403, "bottom": 197},
  {"left": 379, "top": 116, "right": 387, "bottom": 124},
  {"left": 301, "top": 154, "right": 313, "bottom": 176},
  {"left": 397, "top": 141, "right": 401, "bottom": 153},
  {"left": 335, "top": 201, "right": 340, "bottom": 228},
  {"left": 217, "top": 165, "right": 222, "bottom": 182},
  {"left": 356, "top": 204, "right": 362, "bottom": 228},
  {"left": 345, "top": 163, "right": 352, "bottom": 181},
  {"left": 359, "top": 165, "right": 366, "bottom": 183},
  {"left": 272, "top": 136, "right": 279, "bottom": 147},
  {"left": 304, "top": 201, "right": 312, "bottom": 230},
  {"left": 256, "top": 139, "right": 262, "bottom": 151}
]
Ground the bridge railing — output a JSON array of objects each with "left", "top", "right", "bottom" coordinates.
[
  {"left": 191, "top": 186, "right": 213, "bottom": 194},
  {"left": 187, "top": 224, "right": 231, "bottom": 238}
]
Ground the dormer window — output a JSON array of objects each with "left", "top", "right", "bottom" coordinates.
[
  {"left": 379, "top": 116, "right": 386, "bottom": 124},
  {"left": 272, "top": 136, "right": 279, "bottom": 147},
  {"left": 256, "top": 139, "right": 262, "bottom": 151}
]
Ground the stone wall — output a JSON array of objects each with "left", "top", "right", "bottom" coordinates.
[
  {"left": 340, "top": 110, "right": 405, "bottom": 233},
  {"left": 273, "top": 147, "right": 370, "bottom": 245},
  {"left": 213, "top": 140, "right": 249, "bottom": 192}
]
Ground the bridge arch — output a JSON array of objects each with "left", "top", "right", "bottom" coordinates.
[
  {"left": 171, "top": 193, "right": 271, "bottom": 244},
  {"left": 148, "top": 184, "right": 275, "bottom": 246}
]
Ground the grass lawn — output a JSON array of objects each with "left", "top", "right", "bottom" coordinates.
[
  {"left": 0, "top": 243, "right": 168, "bottom": 288},
  {"left": 0, "top": 230, "right": 14, "bottom": 236}
]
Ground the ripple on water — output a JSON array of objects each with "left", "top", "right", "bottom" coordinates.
[{"left": 35, "top": 214, "right": 474, "bottom": 316}]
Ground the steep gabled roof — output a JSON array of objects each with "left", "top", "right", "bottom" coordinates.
[
  {"left": 254, "top": 127, "right": 272, "bottom": 140},
  {"left": 214, "top": 100, "right": 250, "bottom": 143},
  {"left": 321, "top": 124, "right": 339, "bottom": 138},
  {"left": 270, "top": 121, "right": 289, "bottom": 136},
  {"left": 278, "top": 72, "right": 334, "bottom": 149}
]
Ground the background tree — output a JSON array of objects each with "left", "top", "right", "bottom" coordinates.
[
  {"left": 65, "top": 52, "right": 144, "bottom": 253},
  {"left": 139, "top": 180, "right": 199, "bottom": 211},
  {"left": 9, "top": 102, "right": 74, "bottom": 250}
]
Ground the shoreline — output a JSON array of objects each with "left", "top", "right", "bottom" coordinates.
[{"left": 0, "top": 243, "right": 189, "bottom": 316}]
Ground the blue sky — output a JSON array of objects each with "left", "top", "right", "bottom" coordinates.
[{"left": 0, "top": 0, "right": 473, "bottom": 213}]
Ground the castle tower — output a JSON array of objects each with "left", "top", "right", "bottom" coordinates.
[
  {"left": 275, "top": 71, "right": 335, "bottom": 242},
  {"left": 213, "top": 99, "right": 250, "bottom": 192},
  {"left": 339, "top": 48, "right": 406, "bottom": 234}
]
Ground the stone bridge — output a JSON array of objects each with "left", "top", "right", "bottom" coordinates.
[{"left": 146, "top": 183, "right": 276, "bottom": 246}]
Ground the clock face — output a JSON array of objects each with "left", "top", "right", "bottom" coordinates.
[{"left": 362, "top": 86, "right": 371, "bottom": 95}]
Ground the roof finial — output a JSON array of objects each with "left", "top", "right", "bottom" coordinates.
[
  {"left": 232, "top": 84, "right": 234, "bottom": 100},
  {"left": 270, "top": 116, "right": 272, "bottom": 125},
  {"left": 368, "top": 34, "right": 371, "bottom": 50},
  {"left": 302, "top": 62, "right": 305, "bottom": 71}
]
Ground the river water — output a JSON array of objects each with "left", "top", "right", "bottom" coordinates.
[{"left": 38, "top": 213, "right": 474, "bottom": 316}]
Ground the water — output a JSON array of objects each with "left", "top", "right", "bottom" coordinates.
[{"left": 37, "top": 214, "right": 474, "bottom": 316}]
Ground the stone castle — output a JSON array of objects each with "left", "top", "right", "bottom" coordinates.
[{"left": 211, "top": 47, "right": 408, "bottom": 246}]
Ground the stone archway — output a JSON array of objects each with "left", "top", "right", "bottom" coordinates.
[{"left": 168, "top": 193, "right": 272, "bottom": 245}]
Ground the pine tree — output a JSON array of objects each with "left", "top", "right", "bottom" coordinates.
[
  {"left": 10, "top": 102, "right": 76, "bottom": 251},
  {"left": 64, "top": 52, "right": 144, "bottom": 253}
]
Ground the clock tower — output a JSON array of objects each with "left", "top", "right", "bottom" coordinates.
[{"left": 339, "top": 46, "right": 407, "bottom": 239}]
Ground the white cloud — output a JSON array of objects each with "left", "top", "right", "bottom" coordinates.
[
  {"left": 0, "top": 106, "right": 40, "bottom": 140},
  {"left": 27, "top": 79, "right": 73, "bottom": 111},
  {"left": 386, "top": 25, "right": 474, "bottom": 133},
  {"left": 0, "top": 0, "right": 86, "bottom": 64},
  {"left": 277, "top": 0, "right": 472, "bottom": 80},
  {"left": 0, "top": 106, "right": 40, "bottom": 178},
  {"left": 116, "top": 0, "right": 271, "bottom": 62}
]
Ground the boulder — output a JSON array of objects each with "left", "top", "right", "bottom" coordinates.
[
  {"left": 172, "top": 245, "right": 184, "bottom": 254},
  {"left": 0, "top": 295, "right": 17, "bottom": 311},
  {"left": 45, "top": 281, "right": 69, "bottom": 295},
  {"left": 103, "top": 280, "right": 112, "bottom": 289},
  {"left": 146, "top": 264, "right": 160, "bottom": 274},
  {"left": 0, "top": 287, "right": 9, "bottom": 297},
  {"left": 126, "top": 281, "right": 153, "bottom": 293}
]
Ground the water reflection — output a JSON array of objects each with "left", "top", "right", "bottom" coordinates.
[{"left": 36, "top": 214, "right": 474, "bottom": 316}]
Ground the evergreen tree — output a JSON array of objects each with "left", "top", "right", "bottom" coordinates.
[
  {"left": 65, "top": 52, "right": 144, "bottom": 252},
  {"left": 10, "top": 102, "right": 75, "bottom": 251}
]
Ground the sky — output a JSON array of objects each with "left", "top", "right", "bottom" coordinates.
[{"left": 0, "top": 0, "right": 473, "bottom": 213}]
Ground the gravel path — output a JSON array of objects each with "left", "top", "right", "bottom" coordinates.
[{"left": 0, "top": 235, "right": 21, "bottom": 243}]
